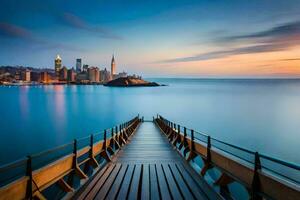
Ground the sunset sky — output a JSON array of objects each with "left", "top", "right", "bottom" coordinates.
[{"left": 1, "top": 0, "right": 300, "bottom": 77}]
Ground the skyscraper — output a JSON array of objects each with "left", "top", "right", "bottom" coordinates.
[
  {"left": 111, "top": 54, "right": 116, "bottom": 78},
  {"left": 76, "top": 58, "right": 82, "bottom": 72},
  {"left": 55, "top": 55, "right": 62, "bottom": 77},
  {"left": 83, "top": 64, "right": 89, "bottom": 72}
]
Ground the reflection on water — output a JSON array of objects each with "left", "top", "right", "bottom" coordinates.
[
  {"left": 53, "top": 85, "right": 66, "bottom": 123},
  {"left": 53, "top": 85, "right": 66, "bottom": 143},
  {"left": 0, "top": 79, "right": 300, "bottom": 165},
  {"left": 19, "top": 86, "right": 29, "bottom": 120}
]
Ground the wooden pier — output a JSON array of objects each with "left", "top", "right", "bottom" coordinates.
[
  {"left": 0, "top": 115, "right": 299, "bottom": 200},
  {"left": 74, "top": 122, "right": 220, "bottom": 200}
]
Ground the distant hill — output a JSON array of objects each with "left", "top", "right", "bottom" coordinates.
[{"left": 104, "top": 77, "right": 160, "bottom": 87}]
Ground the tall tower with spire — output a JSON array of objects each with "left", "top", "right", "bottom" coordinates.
[
  {"left": 111, "top": 54, "right": 116, "bottom": 78},
  {"left": 55, "top": 55, "right": 62, "bottom": 77}
]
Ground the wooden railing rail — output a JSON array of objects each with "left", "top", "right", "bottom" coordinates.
[
  {"left": 0, "top": 116, "right": 141, "bottom": 200},
  {"left": 155, "top": 115, "right": 300, "bottom": 200}
]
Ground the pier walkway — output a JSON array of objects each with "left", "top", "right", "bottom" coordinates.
[
  {"left": 0, "top": 115, "right": 299, "bottom": 200},
  {"left": 74, "top": 122, "right": 219, "bottom": 200}
]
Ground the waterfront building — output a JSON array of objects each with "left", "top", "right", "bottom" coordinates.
[
  {"left": 76, "top": 58, "right": 82, "bottom": 72},
  {"left": 59, "top": 66, "right": 68, "bottom": 81},
  {"left": 21, "top": 69, "right": 31, "bottom": 82},
  {"left": 30, "top": 71, "right": 40, "bottom": 82},
  {"left": 88, "top": 67, "right": 100, "bottom": 83},
  {"left": 83, "top": 64, "right": 89, "bottom": 72},
  {"left": 0, "top": 72, "right": 13, "bottom": 83},
  {"left": 111, "top": 54, "right": 116, "bottom": 78},
  {"left": 14, "top": 71, "right": 21, "bottom": 81},
  {"left": 76, "top": 72, "right": 88, "bottom": 83},
  {"left": 55, "top": 55, "right": 62, "bottom": 77},
  {"left": 40, "top": 71, "right": 50, "bottom": 83},
  {"left": 67, "top": 68, "right": 76, "bottom": 83},
  {"left": 100, "top": 68, "right": 111, "bottom": 83}
]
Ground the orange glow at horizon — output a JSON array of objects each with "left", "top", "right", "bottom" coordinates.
[{"left": 146, "top": 46, "right": 300, "bottom": 77}]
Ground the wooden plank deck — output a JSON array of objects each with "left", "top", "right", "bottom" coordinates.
[{"left": 74, "top": 122, "right": 221, "bottom": 200}]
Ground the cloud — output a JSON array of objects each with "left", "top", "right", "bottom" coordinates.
[
  {"left": 161, "top": 43, "right": 286, "bottom": 63},
  {"left": 0, "top": 22, "right": 82, "bottom": 51},
  {"left": 160, "top": 21, "right": 300, "bottom": 63},
  {"left": 61, "top": 13, "right": 122, "bottom": 40},
  {"left": 0, "top": 22, "right": 33, "bottom": 40},
  {"left": 224, "top": 21, "right": 300, "bottom": 41},
  {"left": 279, "top": 58, "right": 300, "bottom": 61}
]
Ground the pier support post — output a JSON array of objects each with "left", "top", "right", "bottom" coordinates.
[
  {"left": 187, "top": 129, "right": 197, "bottom": 161},
  {"left": 111, "top": 127, "right": 120, "bottom": 150},
  {"left": 200, "top": 136, "right": 212, "bottom": 176},
  {"left": 165, "top": 121, "right": 171, "bottom": 136},
  {"left": 121, "top": 125, "right": 127, "bottom": 144},
  {"left": 118, "top": 126, "right": 126, "bottom": 146},
  {"left": 123, "top": 124, "right": 129, "bottom": 140},
  {"left": 73, "top": 139, "right": 88, "bottom": 179},
  {"left": 168, "top": 123, "right": 175, "bottom": 141},
  {"left": 99, "top": 130, "right": 111, "bottom": 162},
  {"left": 89, "top": 134, "right": 99, "bottom": 168},
  {"left": 106, "top": 130, "right": 115, "bottom": 156},
  {"left": 179, "top": 127, "right": 188, "bottom": 150},
  {"left": 172, "top": 125, "right": 181, "bottom": 146},
  {"left": 26, "top": 155, "right": 47, "bottom": 200}
]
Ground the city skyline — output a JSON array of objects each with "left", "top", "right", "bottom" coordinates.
[
  {"left": 1, "top": 0, "right": 300, "bottom": 78},
  {"left": 0, "top": 54, "right": 135, "bottom": 84}
]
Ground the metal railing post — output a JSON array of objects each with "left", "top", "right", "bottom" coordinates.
[
  {"left": 26, "top": 156, "right": 33, "bottom": 200},
  {"left": 72, "top": 139, "right": 78, "bottom": 170},
  {"left": 90, "top": 134, "right": 94, "bottom": 146},
  {"left": 90, "top": 134, "right": 94, "bottom": 155},
  {"left": 191, "top": 130, "right": 195, "bottom": 151},
  {"left": 251, "top": 152, "right": 262, "bottom": 200},
  {"left": 73, "top": 139, "right": 77, "bottom": 162},
  {"left": 103, "top": 130, "right": 107, "bottom": 149},
  {"left": 119, "top": 124, "right": 122, "bottom": 138},
  {"left": 177, "top": 124, "right": 180, "bottom": 142},
  {"left": 179, "top": 127, "right": 187, "bottom": 150},
  {"left": 186, "top": 129, "right": 196, "bottom": 161},
  {"left": 207, "top": 136, "right": 211, "bottom": 163}
]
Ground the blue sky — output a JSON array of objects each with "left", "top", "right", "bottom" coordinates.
[{"left": 1, "top": 0, "right": 300, "bottom": 77}]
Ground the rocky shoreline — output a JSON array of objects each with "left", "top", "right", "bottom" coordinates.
[{"left": 104, "top": 77, "right": 161, "bottom": 87}]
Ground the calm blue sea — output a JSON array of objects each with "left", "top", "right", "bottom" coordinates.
[{"left": 0, "top": 78, "right": 300, "bottom": 165}]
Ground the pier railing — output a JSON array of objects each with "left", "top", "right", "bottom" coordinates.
[
  {"left": 155, "top": 115, "right": 300, "bottom": 200},
  {"left": 0, "top": 116, "right": 141, "bottom": 200}
]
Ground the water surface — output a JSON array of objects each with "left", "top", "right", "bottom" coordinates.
[{"left": 0, "top": 78, "right": 299, "bottom": 165}]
